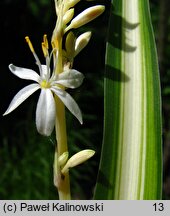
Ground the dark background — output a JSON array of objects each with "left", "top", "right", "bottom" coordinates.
[{"left": 0, "top": 0, "right": 169, "bottom": 199}]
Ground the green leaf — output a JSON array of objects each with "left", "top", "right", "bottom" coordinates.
[{"left": 94, "top": 0, "right": 162, "bottom": 200}]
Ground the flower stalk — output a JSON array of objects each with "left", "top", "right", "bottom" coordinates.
[
  {"left": 51, "top": 0, "right": 105, "bottom": 199},
  {"left": 52, "top": 0, "right": 70, "bottom": 200},
  {"left": 54, "top": 96, "right": 71, "bottom": 199}
]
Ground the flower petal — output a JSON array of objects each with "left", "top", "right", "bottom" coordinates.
[
  {"left": 3, "top": 84, "right": 40, "bottom": 115},
  {"left": 51, "top": 87, "right": 83, "bottom": 124},
  {"left": 9, "top": 64, "right": 40, "bottom": 82},
  {"left": 36, "top": 89, "right": 56, "bottom": 136},
  {"left": 54, "top": 69, "right": 84, "bottom": 88}
]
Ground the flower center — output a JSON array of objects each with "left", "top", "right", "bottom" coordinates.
[{"left": 41, "top": 80, "right": 51, "bottom": 89}]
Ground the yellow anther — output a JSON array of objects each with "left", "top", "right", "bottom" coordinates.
[
  {"left": 25, "top": 36, "right": 35, "bottom": 53},
  {"left": 42, "top": 42, "right": 48, "bottom": 57},
  {"left": 43, "top": 34, "right": 49, "bottom": 49}
]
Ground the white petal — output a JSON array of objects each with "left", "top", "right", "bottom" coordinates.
[
  {"left": 3, "top": 84, "right": 40, "bottom": 115},
  {"left": 51, "top": 87, "right": 83, "bottom": 124},
  {"left": 36, "top": 89, "right": 56, "bottom": 136},
  {"left": 54, "top": 70, "right": 84, "bottom": 88},
  {"left": 9, "top": 64, "right": 40, "bottom": 82}
]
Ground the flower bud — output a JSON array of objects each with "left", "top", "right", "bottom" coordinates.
[
  {"left": 65, "top": 31, "right": 76, "bottom": 57},
  {"left": 65, "top": 5, "right": 105, "bottom": 32},
  {"left": 58, "top": 152, "right": 69, "bottom": 167},
  {"left": 63, "top": 8, "right": 75, "bottom": 25},
  {"left": 61, "top": 149, "right": 95, "bottom": 174},
  {"left": 74, "top": 31, "right": 92, "bottom": 56},
  {"left": 64, "top": 0, "right": 80, "bottom": 13}
]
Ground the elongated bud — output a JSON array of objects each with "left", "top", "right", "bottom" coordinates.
[
  {"left": 63, "top": 8, "right": 75, "bottom": 25},
  {"left": 58, "top": 152, "right": 69, "bottom": 167},
  {"left": 53, "top": 151, "right": 69, "bottom": 188},
  {"left": 53, "top": 151, "right": 59, "bottom": 187},
  {"left": 64, "top": 0, "right": 80, "bottom": 13},
  {"left": 61, "top": 149, "right": 95, "bottom": 174},
  {"left": 65, "top": 31, "right": 76, "bottom": 56},
  {"left": 65, "top": 5, "right": 105, "bottom": 32},
  {"left": 74, "top": 31, "right": 92, "bottom": 56}
]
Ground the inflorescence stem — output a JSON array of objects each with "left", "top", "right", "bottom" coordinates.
[{"left": 53, "top": 32, "right": 71, "bottom": 199}]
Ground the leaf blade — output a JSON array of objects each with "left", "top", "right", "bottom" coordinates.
[{"left": 94, "top": 0, "right": 162, "bottom": 200}]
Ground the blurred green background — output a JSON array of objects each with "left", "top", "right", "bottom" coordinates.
[{"left": 0, "top": 0, "right": 170, "bottom": 199}]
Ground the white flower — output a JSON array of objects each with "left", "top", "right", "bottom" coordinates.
[{"left": 3, "top": 36, "right": 84, "bottom": 136}]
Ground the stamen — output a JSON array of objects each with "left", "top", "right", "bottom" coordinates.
[
  {"left": 25, "top": 36, "right": 35, "bottom": 53},
  {"left": 42, "top": 42, "right": 48, "bottom": 57},
  {"left": 25, "top": 36, "right": 42, "bottom": 77},
  {"left": 43, "top": 34, "right": 49, "bottom": 49},
  {"left": 42, "top": 35, "right": 49, "bottom": 58}
]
